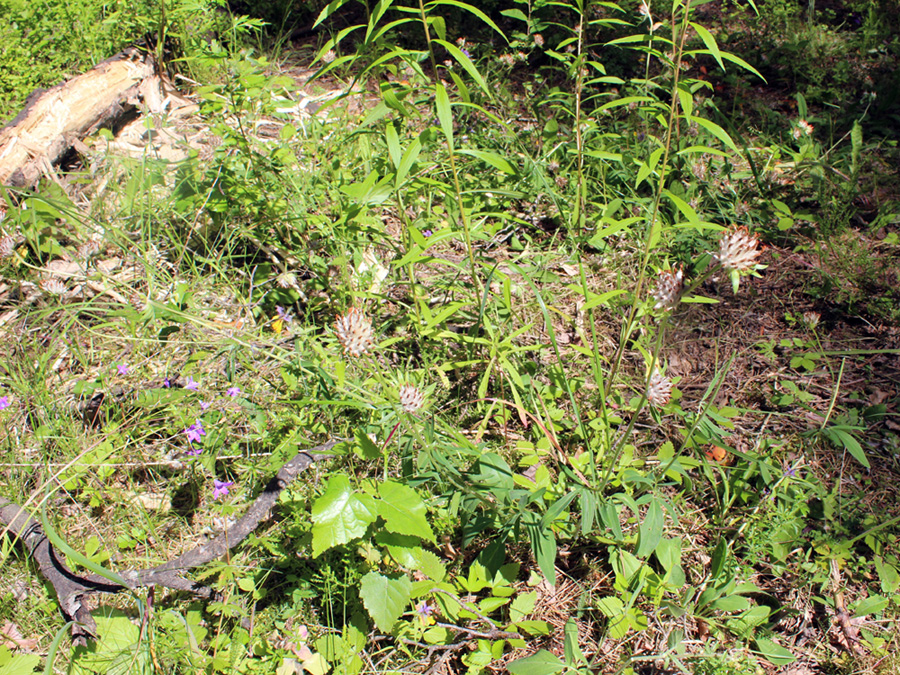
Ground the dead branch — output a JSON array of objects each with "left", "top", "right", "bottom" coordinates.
[{"left": 0, "top": 440, "right": 337, "bottom": 646}]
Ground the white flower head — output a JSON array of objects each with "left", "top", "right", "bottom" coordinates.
[
  {"left": 647, "top": 370, "right": 672, "bottom": 407},
  {"left": 399, "top": 384, "right": 426, "bottom": 413},
  {"left": 651, "top": 266, "right": 684, "bottom": 311},
  {"left": 715, "top": 227, "right": 761, "bottom": 273},
  {"left": 335, "top": 308, "right": 374, "bottom": 358}
]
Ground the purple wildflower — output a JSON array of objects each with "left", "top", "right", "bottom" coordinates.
[
  {"left": 184, "top": 376, "right": 199, "bottom": 391},
  {"left": 212, "top": 479, "right": 234, "bottom": 500},
  {"left": 422, "top": 229, "right": 433, "bottom": 238},
  {"left": 276, "top": 306, "right": 293, "bottom": 323},
  {"left": 117, "top": 364, "right": 128, "bottom": 376},
  {"left": 163, "top": 377, "right": 171, "bottom": 388},
  {"left": 0, "top": 395, "right": 9, "bottom": 411},
  {"left": 461, "top": 48, "right": 471, "bottom": 58},
  {"left": 226, "top": 386, "right": 241, "bottom": 398},
  {"left": 185, "top": 419, "right": 205, "bottom": 444},
  {"left": 416, "top": 600, "right": 434, "bottom": 617},
  {"left": 199, "top": 400, "right": 211, "bottom": 411}
]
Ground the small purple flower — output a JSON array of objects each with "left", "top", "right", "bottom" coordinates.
[
  {"left": 784, "top": 466, "right": 797, "bottom": 478},
  {"left": 184, "top": 447, "right": 202, "bottom": 456},
  {"left": 461, "top": 48, "right": 471, "bottom": 58},
  {"left": 184, "top": 376, "right": 199, "bottom": 391},
  {"left": 163, "top": 378, "right": 171, "bottom": 388},
  {"left": 422, "top": 229, "right": 433, "bottom": 238},
  {"left": 0, "top": 395, "right": 9, "bottom": 411},
  {"left": 117, "top": 364, "right": 128, "bottom": 376},
  {"left": 199, "top": 400, "right": 211, "bottom": 411},
  {"left": 212, "top": 479, "right": 234, "bottom": 500},
  {"left": 184, "top": 419, "right": 205, "bottom": 444},
  {"left": 276, "top": 306, "right": 293, "bottom": 323},
  {"left": 226, "top": 386, "right": 241, "bottom": 398},
  {"left": 416, "top": 600, "right": 434, "bottom": 617}
]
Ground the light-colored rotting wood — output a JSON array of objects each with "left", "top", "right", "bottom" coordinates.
[{"left": 0, "top": 47, "right": 157, "bottom": 188}]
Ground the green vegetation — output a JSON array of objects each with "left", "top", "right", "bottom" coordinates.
[{"left": 0, "top": 0, "right": 898, "bottom": 674}]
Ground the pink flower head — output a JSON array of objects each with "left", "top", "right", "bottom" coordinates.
[
  {"left": 0, "top": 395, "right": 9, "bottom": 411},
  {"left": 199, "top": 400, "right": 211, "bottom": 411},
  {"left": 184, "top": 376, "right": 199, "bottom": 391},
  {"left": 226, "top": 386, "right": 241, "bottom": 398},
  {"left": 117, "top": 364, "right": 128, "bottom": 376},
  {"left": 213, "top": 479, "right": 234, "bottom": 499}
]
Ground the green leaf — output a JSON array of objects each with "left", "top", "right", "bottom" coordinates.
[
  {"left": 377, "top": 480, "right": 435, "bottom": 542},
  {"left": 509, "top": 591, "right": 537, "bottom": 623},
  {"left": 690, "top": 22, "right": 724, "bottom": 70},
  {"left": 359, "top": 572, "right": 412, "bottom": 632},
  {"left": 1, "top": 652, "right": 40, "bottom": 675},
  {"left": 852, "top": 594, "right": 889, "bottom": 618},
  {"left": 310, "top": 475, "right": 378, "bottom": 556},
  {"left": 523, "top": 511, "right": 557, "bottom": 585},
  {"left": 689, "top": 116, "right": 738, "bottom": 152},
  {"left": 635, "top": 500, "right": 663, "bottom": 558},
  {"left": 507, "top": 650, "right": 565, "bottom": 675},
  {"left": 426, "top": 0, "right": 507, "bottom": 41},
  {"left": 434, "top": 39, "right": 490, "bottom": 95},
  {"left": 457, "top": 149, "right": 516, "bottom": 174},
  {"left": 434, "top": 83, "right": 453, "bottom": 150},
  {"left": 753, "top": 637, "right": 795, "bottom": 665},
  {"left": 384, "top": 123, "right": 401, "bottom": 168}
]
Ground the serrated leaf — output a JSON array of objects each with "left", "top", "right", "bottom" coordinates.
[
  {"left": 311, "top": 475, "right": 377, "bottom": 556},
  {"left": 509, "top": 591, "right": 537, "bottom": 623},
  {"left": 359, "top": 572, "right": 412, "bottom": 632},
  {"left": 377, "top": 480, "right": 435, "bottom": 542},
  {"left": 507, "top": 650, "right": 565, "bottom": 675}
]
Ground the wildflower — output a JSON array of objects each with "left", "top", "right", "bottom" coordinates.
[
  {"left": 117, "top": 364, "right": 129, "bottom": 376},
  {"left": 335, "top": 307, "right": 375, "bottom": 357},
  {"left": 499, "top": 53, "right": 516, "bottom": 68},
  {"left": 715, "top": 227, "right": 761, "bottom": 273},
  {"left": 651, "top": 267, "right": 683, "bottom": 311},
  {"left": 647, "top": 370, "right": 672, "bottom": 407},
  {"left": 516, "top": 51, "right": 528, "bottom": 62},
  {"left": 184, "top": 376, "right": 199, "bottom": 391},
  {"left": 399, "top": 384, "right": 425, "bottom": 413},
  {"left": 40, "top": 277, "right": 66, "bottom": 295},
  {"left": 421, "top": 229, "right": 433, "bottom": 238},
  {"left": 639, "top": 0, "right": 651, "bottom": 17},
  {"left": 802, "top": 311, "right": 821, "bottom": 330},
  {"left": 163, "top": 377, "right": 171, "bottom": 388},
  {"left": 0, "top": 235, "right": 17, "bottom": 258},
  {"left": 415, "top": 600, "right": 435, "bottom": 626},
  {"left": 185, "top": 419, "right": 206, "bottom": 445},
  {"left": 460, "top": 48, "right": 471, "bottom": 58},
  {"left": 322, "top": 49, "right": 336, "bottom": 64},
  {"left": 276, "top": 305, "right": 293, "bottom": 323},
  {"left": 212, "top": 479, "right": 234, "bottom": 500},
  {"left": 533, "top": 33, "right": 544, "bottom": 47},
  {"left": 0, "top": 395, "right": 9, "bottom": 411},
  {"left": 226, "top": 386, "right": 241, "bottom": 398},
  {"left": 276, "top": 271, "right": 299, "bottom": 290},
  {"left": 797, "top": 119, "right": 814, "bottom": 137},
  {"left": 77, "top": 240, "right": 101, "bottom": 259},
  {"left": 200, "top": 400, "right": 211, "bottom": 411}
]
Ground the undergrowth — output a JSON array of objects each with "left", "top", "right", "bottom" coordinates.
[{"left": 0, "top": 0, "right": 899, "bottom": 674}]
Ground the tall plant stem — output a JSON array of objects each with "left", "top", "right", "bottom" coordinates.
[
  {"left": 417, "top": 0, "right": 483, "bottom": 299},
  {"left": 605, "top": 0, "right": 693, "bottom": 399}
]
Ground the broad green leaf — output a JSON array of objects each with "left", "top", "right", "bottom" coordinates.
[
  {"left": 509, "top": 591, "right": 537, "bottom": 623},
  {"left": 523, "top": 511, "right": 557, "bottom": 585},
  {"left": 396, "top": 137, "right": 421, "bottom": 186},
  {"left": 359, "top": 572, "right": 412, "bottom": 632},
  {"left": 655, "top": 537, "right": 682, "bottom": 573},
  {"left": 635, "top": 500, "right": 663, "bottom": 558},
  {"left": 507, "top": 650, "right": 565, "bottom": 675},
  {"left": 377, "top": 480, "right": 435, "bottom": 542},
  {"left": 690, "top": 22, "right": 724, "bottom": 70},
  {"left": 753, "top": 637, "right": 795, "bottom": 666},
  {"left": 852, "top": 594, "right": 889, "bottom": 617},
  {"left": 310, "top": 475, "right": 377, "bottom": 556},
  {"left": 1, "top": 653, "right": 40, "bottom": 675}
]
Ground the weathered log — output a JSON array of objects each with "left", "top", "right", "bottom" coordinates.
[{"left": 0, "top": 46, "right": 158, "bottom": 189}]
